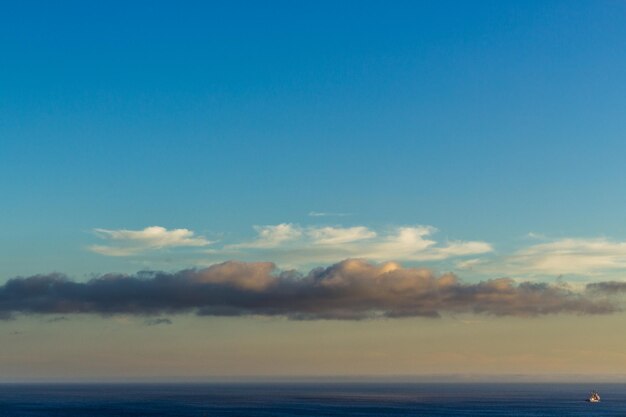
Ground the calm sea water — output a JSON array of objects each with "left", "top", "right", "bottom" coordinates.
[{"left": 0, "top": 383, "right": 624, "bottom": 416}]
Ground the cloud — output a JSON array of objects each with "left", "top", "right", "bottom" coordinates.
[
  {"left": 0, "top": 260, "right": 616, "bottom": 320},
  {"left": 359, "top": 226, "right": 492, "bottom": 262},
  {"left": 86, "top": 223, "right": 490, "bottom": 266},
  {"left": 455, "top": 258, "right": 484, "bottom": 270},
  {"left": 586, "top": 281, "right": 626, "bottom": 293},
  {"left": 46, "top": 316, "right": 69, "bottom": 323},
  {"left": 308, "top": 211, "right": 351, "bottom": 217},
  {"left": 308, "top": 226, "right": 376, "bottom": 245},
  {"left": 144, "top": 317, "right": 173, "bottom": 326},
  {"left": 507, "top": 238, "right": 626, "bottom": 276},
  {"left": 526, "top": 232, "right": 547, "bottom": 240},
  {"left": 229, "top": 224, "right": 303, "bottom": 249},
  {"left": 89, "top": 226, "right": 212, "bottom": 256},
  {"left": 222, "top": 224, "right": 492, "bottom": 266}
]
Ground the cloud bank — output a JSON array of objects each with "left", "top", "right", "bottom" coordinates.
[{"left": 0, "top": 260, "right": 616, "bottom": 320}]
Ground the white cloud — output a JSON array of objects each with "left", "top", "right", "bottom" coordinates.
[
  {"left": 461, "top": 235, "right": 626, "bottom": 280},
  {"left": 507, "top": 238, "right": 626, "bottom": 276},
  {"left": 455, "top": 258, "right": 484, "bottom": 270},
  {"left": 87, "top": 224, "right": 626, "bottom": 282},
  {"left": 218, "top": 224, "right": 492, "bottom": 267},
  {"left": 89, "top": 226, "right": 212, "bottom": 256},
  {"left": 228, "top": 223, "right": 303, "bottom": 249},
  {"left": 363, "top": 226, "right": 436, "bottom": 260},
  {"left": 433, "top": 241, "right": 494, "bottom": 260},
  {"left": 308, "top": 226, "right": 376, "bottom": 245},
  {"left": 526, "top": 232, "right": 547, "bottom": 240},
  {"left": 359, "top": 226, "right": 493, "bottom": 262},
  {"left": 308, "top": 211, "right": 351, "bottom": 217}
]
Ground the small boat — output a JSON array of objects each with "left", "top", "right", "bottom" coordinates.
[{"left": 587, "top": 391, "right": 601, "bottom": 403}]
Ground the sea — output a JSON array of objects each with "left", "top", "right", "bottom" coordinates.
[{"left": 0, "top": 383, "right": 624, "bottom": 416}]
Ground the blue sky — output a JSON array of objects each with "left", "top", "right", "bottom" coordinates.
[
  {"left": 5, "top": 0, "right": 626, "bottom": 380},
  {"left": 2, "top": 0, "right": 626, "bottom": 278}
]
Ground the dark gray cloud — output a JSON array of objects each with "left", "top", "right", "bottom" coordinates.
[
  {"left": 0, "top": 312, "right": 15, "bottom": 320},
  {"left": 0, "top": 260, "right": 618, "bottom": 320},
  {"left": 586, "top": 281, "right": 626, "bottom": 293},
  {"left": 144, "top": 317, "right": 173, "bottom": 326},
  {"left": 46, "top": 316, "right": 69, "bottom": 323}
]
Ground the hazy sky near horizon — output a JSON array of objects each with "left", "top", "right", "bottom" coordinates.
[{"left": 3, "top": 0, "right": 626, "bottom": 380}]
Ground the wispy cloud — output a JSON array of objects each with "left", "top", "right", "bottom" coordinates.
[
  {"left": 221, "top": 224, "right": 492, "bottom": 266},
  {"left": 87, "top": 223, "right": 489, "bottom": 266},
  {"left": 88, "top": 226, "right": 626, "bottom": 284},
  {"left": 455, "top": 258, "right": 484, "bottom": 270},
  {"left": 89, "top": 226, "right": 212, "bottom": 256},
  {"left": 308, "top": 226, "right": 376, "bottom": 245},
  {"left": 526, "top": 232, "right": 547, "bottom": 240},
  {"left": 506, "top": 237, "right": 626, "bottom": 276},
  {"left": 228, "top": 224, "right": 303, "bottom": 249},
  {"left": 308, "top": 211, "right": 351, "bottom": 217},
  {"left": 0, "top": 260, "right": 616, "bottom": 320}
]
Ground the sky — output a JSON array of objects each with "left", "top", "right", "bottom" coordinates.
[{"left": 2, "top": 0, "right": 626, "bottom": 381}]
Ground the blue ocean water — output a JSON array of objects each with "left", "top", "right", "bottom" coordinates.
[{"left": 0, "top": 383, "right": 623, "bottom": 416}]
